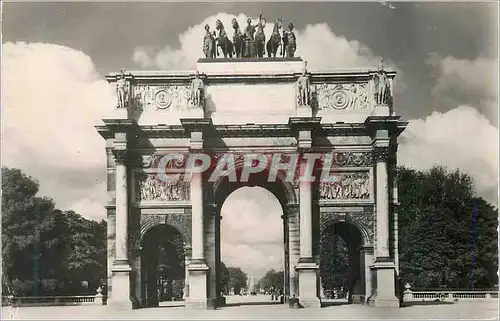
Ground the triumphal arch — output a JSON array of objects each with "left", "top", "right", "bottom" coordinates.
[{"left": 97, "top": 30, "right": 407, "bottom": 309}]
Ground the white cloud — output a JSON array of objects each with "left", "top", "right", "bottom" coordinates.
[
  {"left": 428, "top": 55, "right": 497, "bottom": 98},
  {"left": 132, "top": 13, "right": 386, "bottom": 71},
  {"left": 399, "top": 106, "right": 499, "bottom": 205},
  {"left": 1, "top": 42, "right": 113, "bottom": 220},
  {"left": 427, "top": 55, "right": 498, "bottom": 125}
]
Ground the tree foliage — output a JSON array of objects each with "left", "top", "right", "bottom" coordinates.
[
  {"left": 398, "top": 166, "right": 498, "bottom": 289},
  {"left": 2, "top": 167, "right": 107, "bottom": 296},
  {"left": 228, "top": 267, "right": 247, "bottom": 295},
  {"left": 257, "top": 269, "right": 284, "bottom": 292}
]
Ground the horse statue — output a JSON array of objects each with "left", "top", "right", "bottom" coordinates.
[
  {"left": 282, "top": 22, "right": 297, "bottom": 58},
  {"left": 254, "top": 13, "right": 266, "bottom": 58},
  {"left": 231, "top": 18, "right": 245, "bottom": 58},
  {"left": 215, "top": 19, "right": 234, "bottom": 58},
  {"left": 203, "top": 24, "right": 216, "bottom": 59},
  {"left": 266, "top": 18, "right": 283, "bottom": 58}
]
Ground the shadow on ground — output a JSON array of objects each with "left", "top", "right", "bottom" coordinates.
[
  {"left": 401, "top": 300, "right": 455, "bottom": 308},
  {"left": 222, "top": 301, "right": 283, "bottom": 308},
  {"left": 322, "top": 301, "right": 352, "bottom": 307}
]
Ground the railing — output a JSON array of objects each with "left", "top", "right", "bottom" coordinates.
[
  {"left": 404, "top": 288, "right": 499, "bottom": 302},
  {"left": 1, "top": 293, "right": 106, "bottom": 307}
]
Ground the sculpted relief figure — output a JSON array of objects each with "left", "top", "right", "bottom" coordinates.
[
  {"left": 191, "top": 71, "right": 205, "bottom": 108},
  {"left": 139, "top": 175, "right": 190, "bottom": 202},
  {"left": 319, "top": 173, "right": 370, "bottom": 200},
  {"left": 116, "top": 69, "right": 130, "bottom": 108},
  {"left": 296, "top": 65, "right": 310, "bottom": 106},
  {"left": 373, "top": 58, "right": 391, "bottom": 105},
  {"left": 203, "top": 24, "right": 216, "bottom": 59}
]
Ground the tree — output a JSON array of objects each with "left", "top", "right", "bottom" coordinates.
[
  {"left": 398, "top": 166, "right": 498, "bottom": 289},
  {"left": 227, "top": 267, "right": 247, "bottom": 295},
  {"left": 2, "top": 168, "right": 58, "bottom": 295},
  {"left": 257, "top": 269, "right": 284, "bottom": 293},
  {"left": 220, "top": 262, "right": 231, "bottom": 295},
  {"left": 2, "top": 167, "right": 109, "bottom": 296}
]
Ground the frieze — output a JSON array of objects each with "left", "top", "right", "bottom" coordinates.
[
  {"left": 132, "top": 84, "right": 198, "bottom": 111},
  {"left": 141, "top": 153, "right": 188, "bottom": 169},
  {"left": 137, "top": 174, "right": 190, "bottom": 202},
  {"left": 316, "top": 83, "right": 369, "bottom": 111},
  {"left": 319, "top": 172, "right": 370, "bottom": 200},
  {"left": 323, "top": 151, "right": 372, "bottom": 167}
]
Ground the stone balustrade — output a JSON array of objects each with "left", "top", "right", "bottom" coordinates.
[
  {"left": 1, "top": 289, "right": 107, "bottom": 307},
  {"left": 403, "top": 286, "right": 498, "bottom": 302}
]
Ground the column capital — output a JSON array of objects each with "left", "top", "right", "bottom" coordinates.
[
  {"left": 113, "top": 149, "right": 129, "bottom": 164},
  {"left": 372, "top": 146, "right": 389, "bottom": 163}
]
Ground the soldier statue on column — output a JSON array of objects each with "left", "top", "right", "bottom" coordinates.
[
  {"left": 116, "top": 69, "right": 130, "bottom": 108},
  {"left": 296, "top": 63, "right": 310, "bottom": 106},
  {"left": 373, "top": 58, "right": 391, "bottom": 105},
  {"left": 191, "top": 71, "right": 205, "bottom": 108}
]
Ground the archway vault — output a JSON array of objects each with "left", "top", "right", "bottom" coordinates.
[{"left": 210, "top": 159, "right": 298, "bottom": 207}]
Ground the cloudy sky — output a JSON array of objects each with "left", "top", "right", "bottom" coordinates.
[{"left": 2, "top": 1, "right": 498, "bottom": 278}]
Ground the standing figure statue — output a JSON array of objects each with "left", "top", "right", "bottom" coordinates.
[
  {"left": 243, "top": 15, "right": 261, "bottom": 57},
  {"left": 203, "top": 24, "right": 216, "bottom": 59},
  {"left": 215, "top": 19, "right": 234, "bottom": 58},
  {"left": 254, "top": 13, "right": 267, "bottom": 58},
  {"left": 191, "top": 71, "right": 205, "bottom": 108},
  {"left": 231, "top": 18, "right": 245, "bottom": 58},
  {"left": 373, "top": 59, "right": 391, "bottom": 105},
  {"left": 296, "top": 64, "right": 310, "bottom": 106},
  {"left": 116, "top": 69, "right": 129, "bottom": 108},
  {"left": 266, "top": 18, "right": 283, "bottom": 58},
  {"left": 283, "top": 22, "right": 297, "bottom": 58}
]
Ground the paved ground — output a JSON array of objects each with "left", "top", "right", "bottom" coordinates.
[{"left": 2, "top": 295, "right": 498, "bottom": 320}]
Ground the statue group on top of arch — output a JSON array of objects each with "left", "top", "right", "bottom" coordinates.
[{"left": 202, "top": 12, "right": 297, "bottom": 59}]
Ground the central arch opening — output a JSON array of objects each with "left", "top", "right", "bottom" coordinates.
[
  {"left": 141, "top": 224, "right": 186, "bottom": 308},
  {"left": 219, "top": 186, "right": 285, "bottom": 307},
  {"left": 319, "top": 221, "right": 364, "bottom": 305}
]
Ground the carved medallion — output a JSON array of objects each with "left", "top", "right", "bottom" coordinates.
[
  {"left": 316, "top": 83, "right": 369, "bottom": 111},
  {"left": 155, "top": 90, "right": 172, "bottom": 109},
  {"left": 330, "top": 90, "right": 349, "bottom": 109}
]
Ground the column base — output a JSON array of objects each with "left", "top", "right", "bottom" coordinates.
[
  {"left": 107, "top": 263, "right": 134, "bottom": 310},
  {"left": 295, "top": 260, "right": 321, "bottom": 308},
  {"left": 185, "top": 260, "right": 209, "bottom": 309},
  {"left": 368, "top": 260, "right": 400, "bottom": 308}
]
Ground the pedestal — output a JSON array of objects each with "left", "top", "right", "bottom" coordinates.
[
  {"left": 371, "top": 104, "right": 390, "bottom": 117},
  {"left": 296, "top": 106, "right": 312, "bottom": 117},
  {"left": 186, "top": 261, "right": 209, "bottom": 309},
  {"left": 296, "top": 261, "right": 321, "bottom": 308},
  {"left": 368, "top": 261, "right": 399, "bottom": 308},
  {"left": 108, "top": 264, "right": 133, "bottom": 309}
]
